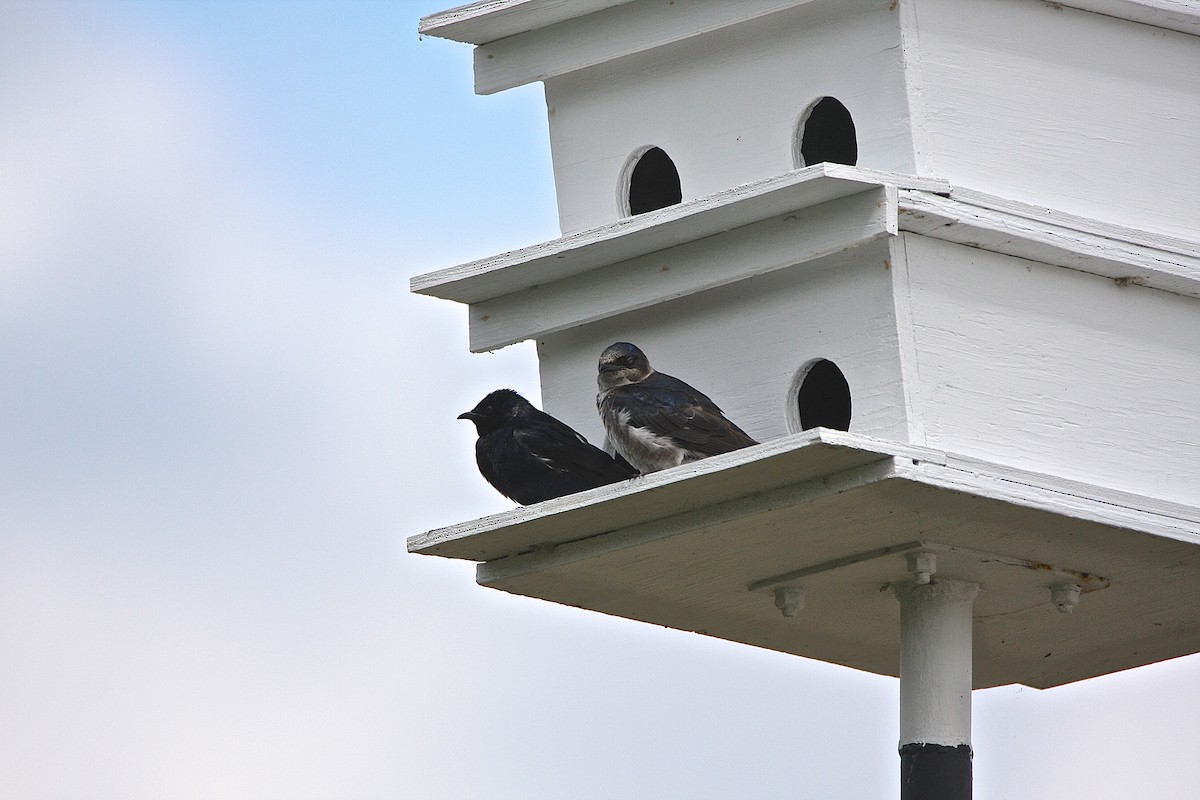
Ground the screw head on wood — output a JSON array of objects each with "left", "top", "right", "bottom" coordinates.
[
  {"left": 1051, "top": 582, "right": 1082, "bottom": 613},
  {"left": 774, "top": 586, "right": 805, "bottom": 617},
  {"left": 906, "top": 552, "right": 937, "bottom": 585}
]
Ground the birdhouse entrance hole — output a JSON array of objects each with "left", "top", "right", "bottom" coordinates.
[
  {"left": 795, "top": 97, "right": 858, "bottom": 168},
  {"left": 622, "top": 146, "right": 682, "bottom": 216},
  {"left": 792, "top": 358, "right": 852, "bottom": 432}
]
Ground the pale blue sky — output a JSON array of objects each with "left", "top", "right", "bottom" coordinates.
[{"left": 1, "top": 1, "right": 1196, "bottom": 798}]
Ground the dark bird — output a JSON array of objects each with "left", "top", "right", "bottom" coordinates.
[
  {"left": 459, "top": 389, "right": 637, "bottom": 505},
  {"left": 596, "top": 342, "right": 757, "bottom": 473}
]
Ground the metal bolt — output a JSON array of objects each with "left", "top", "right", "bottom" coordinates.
[
  {"left": 906, "top": 552, "right": 937, "bottom": 585},
  {"left": 774, "top": 587, "right": 805, "bottom": 617},
  {"left": 1051, "top": 582, "right": 1082, "bottom": 613}
]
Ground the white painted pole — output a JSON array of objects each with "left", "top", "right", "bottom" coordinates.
[{"left": 893, "top": 578, "right": 980, "bottom": 800}]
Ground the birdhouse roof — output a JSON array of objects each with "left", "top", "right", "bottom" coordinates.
[
  {"left": 420, "top": 0, "right": 1200, "bottom": 95},
  {"left": 410, "top": 428, "right": 1200, "bottom": 689},
  {"left": 419, "top": 0, "right": 631, "bottom": 44}
]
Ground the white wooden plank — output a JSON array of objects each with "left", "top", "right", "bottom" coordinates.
[
  {"left": 418, "top": 0, "right": 631, "bottom": 44},
  {"left": 892, "top": 461, "right": 1200, "bottom": 546},
  {"left": 949, "top": 187, "right": 1200, "bottom": 258},
  {"left": 896, "top": 0, "right": 934, "bottom": 176},
  {"left": 902, "top": 234, "right": 1200, "bottom": 507},
  {"left": 1056, "top": 0, "right": 1200, "bottom": 37},
  {"left": 409, "top": 164, "right": 946, "bottom": 304},
  {"left": 416, "top": 0, "right": 1150, "bottom": 53},
  {"left": 475, "top": 458, "right": 901, "bottom": 584},
  {"left": 468, "top": 187, "right": 894, "bottom": 351},
  {"left": 408, "top": 427, "right": 1198, "bottom": 561},
  {"left": 933, "top": 450, "right": 1200, "bottom": 527},
  {"left": 912, "top": 0, "right": 1200, "bottom": 240},
  {"left": 471, "top": 0, "right": 818, "bottom": 95},
  {"left": 888, "top": 235, "right": 929, "bottom": 445},
  {"left": 407, "top": 428, "right": 904, "bottom": 560},
  {"left": 898, "top": 190, "right": 1200, "bottom": 299}
]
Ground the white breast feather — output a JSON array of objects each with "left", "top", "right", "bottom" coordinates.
[{"left": 604, "top": 406, "right": 686, "bottom": 473}]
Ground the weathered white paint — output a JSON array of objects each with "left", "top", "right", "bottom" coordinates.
[
  {"left": 1055, "top": 0, "right": 1200, "bottom": 39},
  {"left": 421, "top": 0, "right": 1200, "bottom": 47},
  {"left": 419, "top": 0, "right": 630, "bottom": 45},
  {"left": 898, "top": 191, "right": 1200, "bottom": 298},
  {"left": 895, "top": 0, "right": 934, "bottom": 177},
  {"left": 407, "top": 429, "right": 1200, "bottom": 688},
  {"left": 889, "top": 233, "right": 930, "bottom": 446},
  {"left": 907, "top": 0, "right": 1200, "bottom": 240},
  {"left": 947, "top": 187, "right": 1200, "bottom": 258},
  {"left": 901, "top": 232, "right": 1200, "bottom": 506},
  {"left": 894, "top": 579, "right": 978, "bottom": 747}
]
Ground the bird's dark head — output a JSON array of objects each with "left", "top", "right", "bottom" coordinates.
[
  {"left": 458, "top": 388, "right": 531, "bottom": 434},
  {"left": 597, "top": 341, "right": 653, "bottom": 390}
]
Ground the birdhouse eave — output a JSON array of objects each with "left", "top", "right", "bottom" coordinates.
[
  {"left": 410, "top": 165, "right": 1200, "bottom": 355},
  {"left": 419, "top": 0, "right": 632, "bottom": 45},
  {"left": 410, "top": 164, "right": 946, "bottom": 304},
  {"left": 419, "top": 0, "right": 1200, "bottom": 47}
]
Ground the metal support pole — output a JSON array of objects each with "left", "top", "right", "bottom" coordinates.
[{"left": 893, "top": 579, "right": 980, "bottom": 800}]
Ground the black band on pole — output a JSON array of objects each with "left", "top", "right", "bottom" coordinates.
[{"left": 899, "top": 742, "right": 972, "bottom": 800}]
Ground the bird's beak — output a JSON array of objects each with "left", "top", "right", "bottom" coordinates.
[
  {"left": 457, "top": 411, "right": 479, "bottom": 421},
  {"left": 598, "top": 363, "right": 618, "bottom": 374}
]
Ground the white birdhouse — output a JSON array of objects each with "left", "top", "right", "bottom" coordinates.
[{"left": 411, "top": 2, "right": 1200, "bottom": 794}]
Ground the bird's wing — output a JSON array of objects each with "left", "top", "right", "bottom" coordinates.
[
  {"left": 611, "top": 372, "right": 757, "bottom": 456},
  {"left": 514, "top": 411, "right": 637, "bottom": 481}
]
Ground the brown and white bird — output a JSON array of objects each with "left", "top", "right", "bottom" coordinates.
[{"left": 596, "top": 342, "right": 757, "bottom": 474}]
